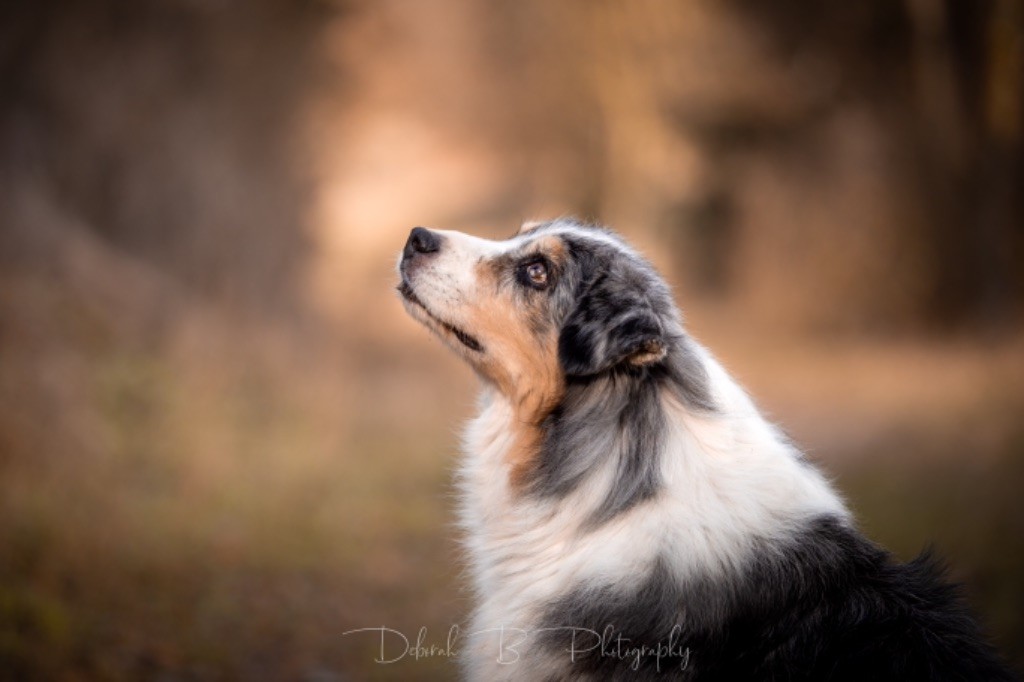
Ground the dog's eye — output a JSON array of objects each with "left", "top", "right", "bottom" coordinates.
[{"left": 523, "top": 261, "right": 548, "bottom": 288}]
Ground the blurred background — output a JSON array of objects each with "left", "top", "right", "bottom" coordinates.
[{"left": 1, "top": 0, "right": 1022, "bottom": 679}]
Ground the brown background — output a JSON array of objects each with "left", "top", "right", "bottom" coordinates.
[{"left": 1, "top": 1, "right": 1022, "bottom": 679}]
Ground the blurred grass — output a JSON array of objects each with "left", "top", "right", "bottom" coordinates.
[
  {"left": 0, "top": 344, "right": 466, "bottom": 679},
  {"left": 0, "top": 255, "right": 466, "bottom": 679}
]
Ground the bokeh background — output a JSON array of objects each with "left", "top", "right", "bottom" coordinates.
[{"left": 1, "top": 1, "right": 1023, "bottom": 679}]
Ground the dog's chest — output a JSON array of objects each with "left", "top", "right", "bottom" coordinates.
[
  {"left": 458, "top": 395, "right": 662, "bottom": 620},
  {"left": 459, "top": 399, "right": 570, "bottom": 612}
]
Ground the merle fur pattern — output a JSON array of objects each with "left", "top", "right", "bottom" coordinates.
[
  {"left": 519, "top": 223, "right": 1015, "bottom": 680},
  {"left": 527, "top": 233, "right": 714, "bottom": 526}
]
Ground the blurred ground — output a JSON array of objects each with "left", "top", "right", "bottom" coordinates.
[{"left": 1, "top": 0, "right": 1022, "bottom": 679}]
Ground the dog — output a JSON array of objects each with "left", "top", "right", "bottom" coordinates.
[{"left": 397, "top": 219, "right": 1014, "bottom": 681}]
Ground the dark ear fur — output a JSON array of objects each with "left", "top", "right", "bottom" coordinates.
[{"left": 558, "top": 277, "right": 667, "bottom": 376}]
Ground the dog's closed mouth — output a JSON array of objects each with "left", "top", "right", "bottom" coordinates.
[{"left": 398, "top": 281, "right": 484, "bottom": 353}]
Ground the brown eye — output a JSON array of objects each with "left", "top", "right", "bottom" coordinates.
[{"left": 525, "top": 261, "right": 548, "bottom": 287}]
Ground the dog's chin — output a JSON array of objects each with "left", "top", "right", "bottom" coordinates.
[{"left": 398, "top": 281, "right": 485, "bottom": 354}]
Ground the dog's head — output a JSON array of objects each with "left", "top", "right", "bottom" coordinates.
[{"left": 397, "top": 219, "right": 680, "bottom": 417}]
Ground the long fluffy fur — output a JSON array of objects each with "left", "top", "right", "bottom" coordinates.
[{"left": 398, "top": 219, "right": 1015, "bottom": 681}]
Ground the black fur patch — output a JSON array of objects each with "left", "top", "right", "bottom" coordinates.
[{"left": 536, "top": 516, "right": 1017, "bottom": 680}]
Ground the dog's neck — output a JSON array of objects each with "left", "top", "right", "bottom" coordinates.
[
  {"left": 459, "top": 341, "right": 850, "bottom": 596},
  {"left": 483, "top": 334, "right": 717, "bottom": 510}
]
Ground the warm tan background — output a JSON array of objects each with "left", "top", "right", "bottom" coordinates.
[{"left": 1, "top": 1, "right": 1022, "bottom": 679}]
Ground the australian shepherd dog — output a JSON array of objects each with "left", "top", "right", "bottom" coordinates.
[{"left": 396, "top": 219, "right": 1014, "bottom": 681}]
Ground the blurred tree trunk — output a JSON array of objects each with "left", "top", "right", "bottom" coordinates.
[
  {"left": 905, "top": 0, "right": 1023, "bottom": 328},
  {"left": 729, "top": 0, "right": 1023, "bottom": 330},
  {"left": 0, "top": 0, "right": 343, "bottom": 318}
]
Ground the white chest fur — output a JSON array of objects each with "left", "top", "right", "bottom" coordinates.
[{"left": 454, "top": 350, "right": 849, "bottom": 678}]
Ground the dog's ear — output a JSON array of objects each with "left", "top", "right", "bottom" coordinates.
[
  {"left": 517, "top": 220, "right": 546, "bottom": 235},
  {"left": 558, "top": 279, "right": 667, "bottom": 376}
]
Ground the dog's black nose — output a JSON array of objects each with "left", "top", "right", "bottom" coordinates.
[{"left": 404, "top": 227, "right": 441, "bottom": 259}]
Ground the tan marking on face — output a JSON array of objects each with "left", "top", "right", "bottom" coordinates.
[
  {"left": 464, "top": 234, "right": 567, "bottom": 486},
  {"left": 534, "top": 233, "right": 566, "bottom": 263}
]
